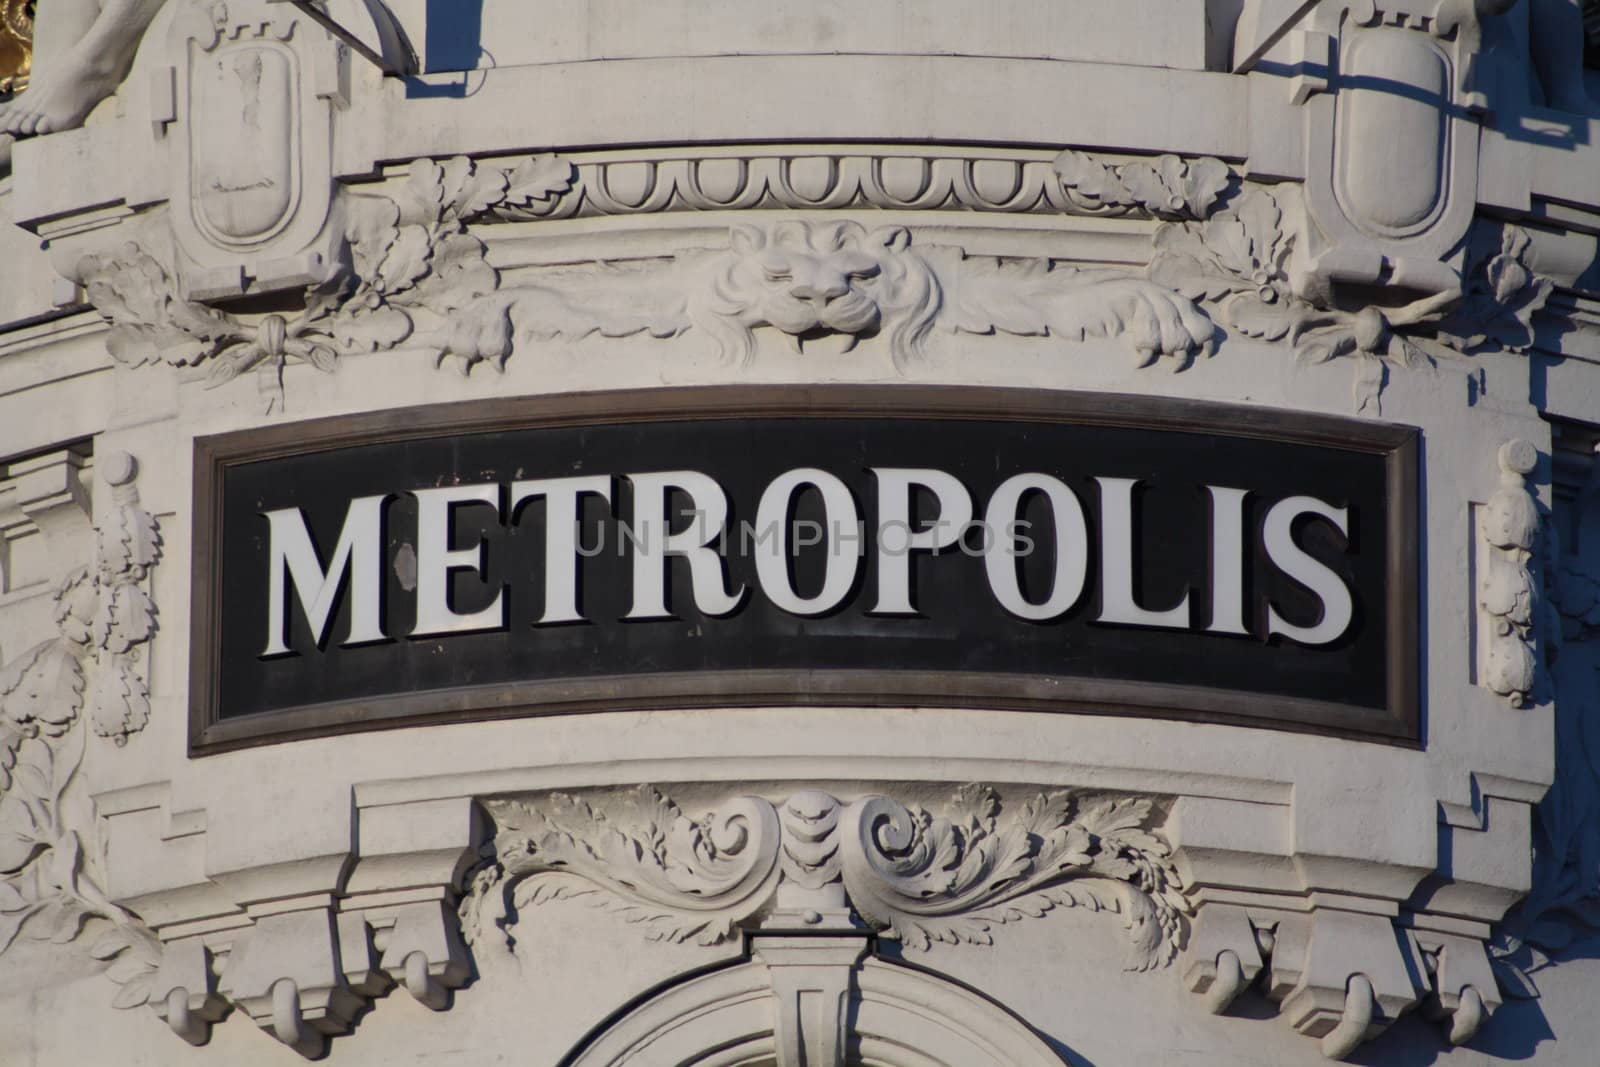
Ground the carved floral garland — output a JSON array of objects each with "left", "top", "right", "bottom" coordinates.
[
  {"left": 0, "top": 453, "right": 163, "bottom": 1006},
  {"left": 73, "top": 151, "right": 1225, "bottom": 399},
  {"left": 66, "top": 147, "right": 1560, "bottom": 415},
  {"left": 70, "top": 155, "right": 577, "bottom": 410},
  {"left": 462, "top": 784, "right": 1188, "bottom": 971},
  {"left": 1145, "top": 181, "right": 1553, "bottom": 413},
  {"left": 1053, "top": 150, "right": 1231, "bottom": 220},
  {"left": 1479, "top": 440, "right": 1542, "bottom": 707},
  {"left": 1493, "top": 488, "right": 1600, "bottom": 997},
  {"left": 445, "top": 217, "right": 1219, "bottom": 373}
]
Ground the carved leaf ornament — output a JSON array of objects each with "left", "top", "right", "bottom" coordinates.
[
  {"left": 68, "top": 150, "right": 1229, "bottom": 401},
  {"left": 841, "top": 787, "right": 1185, "bottom": 968},
  {"left": 0, "top": 455, "right": 164, "bottom": 1007},
  {"left": 1479, "top": 440, "right": 1542, "bottom": 708},
  {"left": 480, "top": 789, "right": 783, "bottom": 947},
  {"left": 1054, "top": 149, "right": 1231, "bottom": 220},
  {"left": 71, "top": 155, "right": 578, "bottom": 409},
  {"left": 469, "top": 785, "right": 1188, "bottom": 970},
  {"left": 67, "top": 147, "right": 1558, "bottom": 411},
  {"left": 1149, "top": 182, "right": 1555, "bottom": 412},
  {"left": 1494, "top": 464, "right": 1600, "bottom": 998}
]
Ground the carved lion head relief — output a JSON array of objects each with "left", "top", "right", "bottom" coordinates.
[{"left": 692, "top": 220, "right": 940, "bottom": 363}]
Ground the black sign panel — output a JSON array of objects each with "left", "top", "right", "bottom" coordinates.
[{"left": 190, "top": 387, "right": 1419, "bottom": 751}]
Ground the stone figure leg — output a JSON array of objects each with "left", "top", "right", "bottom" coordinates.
[
  {"left": 1530, "top": 0, "right": 1594, "bottom": 113},
  {"left": 0, "top": 0, "right": 165, "bottom": 137}
]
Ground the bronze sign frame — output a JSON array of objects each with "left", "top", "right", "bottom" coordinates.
[{"left": 189, "top": 385, "right": 1420, "bottom": 753}]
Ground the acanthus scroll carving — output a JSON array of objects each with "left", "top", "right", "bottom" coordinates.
[
  {"left": 463, "top": 784, "right": 1188, "bottom": 971},
  {"left": 465, "top": 788, "right": 784, "bottom": 948}
]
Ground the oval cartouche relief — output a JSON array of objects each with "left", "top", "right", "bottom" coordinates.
[
  {"left": 191, "top": 42, "right": 300, "bottom": 247},
  {"left": 1335, "top": 27, "right": 1450, "bottom": 238}
]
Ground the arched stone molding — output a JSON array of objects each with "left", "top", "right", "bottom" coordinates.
[
  {"left": 565, "top": 948, "right": 1069, "bottom": 1067},
  {"left": 848, "top": 957, "right": 1069, "bottom": 1067}
]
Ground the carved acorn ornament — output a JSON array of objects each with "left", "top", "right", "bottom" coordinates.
[
  {"left": 1478, "top": 439, "right": 1541, "bottom": 708},
  {"left": 1483, "top": 440, "right": 1540, "bottom": 551}
]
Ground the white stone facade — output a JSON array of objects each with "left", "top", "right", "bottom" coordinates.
[{"left": 1, "top": 1, "right": 1600, "bottom": 1064}]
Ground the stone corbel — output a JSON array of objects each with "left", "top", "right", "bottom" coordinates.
[
  {"left": 1271, "top": 907, "right": 1423, "bottom": 1061},
  {"left": 336, "top": 909, "right": 391, "bottom": 1000},
  {"left": 209, "top": 855, "right": 363, "bottom": 1057},
  {"left": 146, "top": 935, "right": 229, "bottom": 1046},
  {"left": 351, "top": 899, "right": 471, "bottom": 1010},
  {"left": 210, "top": 826, "right": 475, "bottom": 1053},
  {"left": 91, "top": 788, "right": 480, "bottom": 1056},
  {"left": 1181, "top": 903, "right": 1269, "bottom": 1014},
  {"left": 217, "top": 904, "right": 365, "bottom": 1058},
  {"left": 1182, "top": 898, "right": 1438, "bottom": 1061},
  {"left": 340, "top": 792, "right": 480, "bottom": 1009},
  {"left": 1408, "top": 926, "right": 1500, "bottom": 1046}
]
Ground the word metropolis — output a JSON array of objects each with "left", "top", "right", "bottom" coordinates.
[{"left": 190, "top": 388, "right": 1419, "bottom": 750}]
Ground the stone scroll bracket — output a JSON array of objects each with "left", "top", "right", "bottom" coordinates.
[
  {"left": 1179, "top": 895, "right": 1502, "bottom": 1060},
  {"left": 193, "top": 795, "right": 480, "bottom": 1056},
  {"left": 1181, "top": 901, "right": 1420, "bottom": 1061},
  {"left": 1169, "top": 768, "right": 1542, "bottom": 1061},
  {"left": 1177, "top": 772, "right": 1540, "bottom": 1061}
]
